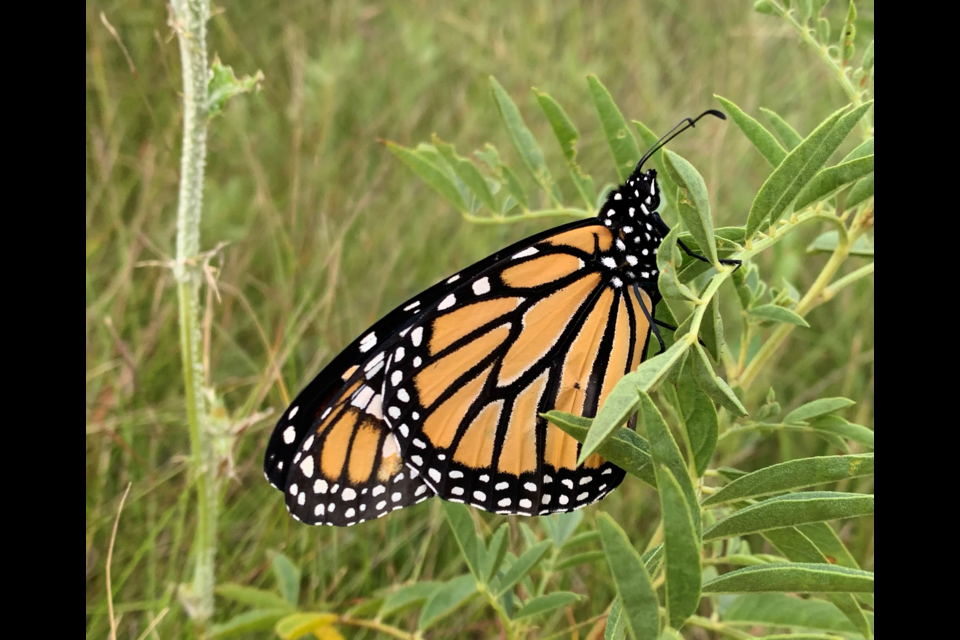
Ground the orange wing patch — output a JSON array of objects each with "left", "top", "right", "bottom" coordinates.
[
  {"left": 453, "top": 400, "right": 503, "bottom": 469},
  {"left": 554, "top": 287, "right": 615, "bottom": 416},
  {"left": 421, "top": 363, "right": 494, "bottom": 448},
  {"left": 416, "top": 325, "right": 510, "bottom": 407},
  {"left": 500, "top": 254, "right": 583, "bottom": 289},
  {"left": 543, "top": 226, "right": 613, "bottom": 254},
  {"left": 598, "top": 293, "right": 632, "bottom": 409},
  {"left": 498, "top": 370, "right": 549, "bottom": 475},
  {"left": 347, "top": 422, "right": 381, "bottom": 484},
  {"left": 498, "top": 273, "right": 601, "bottom": 386},
  {"left": 430, "top": 297, "right": 521, "bottom": 356},
  {"left": 320, "top": 410, "right": 359, "bottom": 479}
]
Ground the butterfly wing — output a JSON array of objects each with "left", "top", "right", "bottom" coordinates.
[
  {"left": 380, "top": 222, "right": 655, "bottom": 515},
  {"left": 265, "top": 218, "right": 602, "bottom": 525}
]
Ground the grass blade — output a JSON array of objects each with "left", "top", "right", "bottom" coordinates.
[
  {"left": 379, "top": 582, "right": 442, "bottom": 618},
  {"left": 703, "top": 492, "right": 874, "bottom": 541},
  {"left": 597, "top": 513, "right": 661, "bottom": 639},
  {"left": 271, "top": 553, "right": 301, "bottom": 606}
]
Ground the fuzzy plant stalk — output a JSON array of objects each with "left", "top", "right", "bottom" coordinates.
[{"left": 171, "top": 0, "right": 218, "bottom": 626}]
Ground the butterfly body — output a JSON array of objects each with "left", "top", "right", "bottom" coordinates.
[{"left": 267, "top": 164, "right": 672, "bottom": 526}]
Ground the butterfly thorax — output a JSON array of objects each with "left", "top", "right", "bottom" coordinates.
[{"left": 597, "top": 168, "right": 663, "bottom": 289}]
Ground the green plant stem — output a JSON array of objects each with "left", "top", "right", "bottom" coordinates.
[
  {"left": 171, "top": 0, "right": 217, "bottom": 626},
  {"left": 338, "top": 616, "right": 415, "bottom": 640},
  {"left": 773, "top": 1, "right": 871, "bottom": 140},
  {"left": 737, "top": 226, "right": 855, "bottom": 391},
  {"left": 686, "top": 615, "right": 755, "bottom": 639},
  {"left": 479, "top": 584, "right": 517, "bottom": 640}
]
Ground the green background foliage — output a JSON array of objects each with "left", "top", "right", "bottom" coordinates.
[{"left": 86, "top": 1, "right": 874, "bottom": 638}]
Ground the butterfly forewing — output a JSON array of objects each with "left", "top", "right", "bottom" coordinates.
[{"left": 380, "top": 223, "right": 655, "bottom": 516}]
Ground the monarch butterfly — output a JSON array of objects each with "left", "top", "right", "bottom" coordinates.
[{"left": 265, "top": 110, "right": 735, "bottom": 526}]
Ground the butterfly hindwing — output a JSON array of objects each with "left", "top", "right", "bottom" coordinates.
[{"left": 380, "top": 222, "right": 655, "bottom": 515}]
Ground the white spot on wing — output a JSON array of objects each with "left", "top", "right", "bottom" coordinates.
[
  {"left": 289, "top": 406, "right": 299, "bottom": 419},
  {"left": 438, "top": 294, "right": 456, "bottom": 311},
  {"left": 404, "top": 301, "right": 420, "bottom": 311},
  {"left": 359, "top": 333, "right": 377, "bottom": 353},
  {"left": 283, "top": 426, "right": 296, "bottom": 444},
  {"left": 473, "top": 277, "right": 491, "bottom": 296},
  {"left": 512, "top": 247, "right": 539, "bottom": 259},
  {"left": 411, "top": 327, "right": 423, "bottom": 347},
  {"left": 299, "top": 456, "right": 314, "bottom": 478}
]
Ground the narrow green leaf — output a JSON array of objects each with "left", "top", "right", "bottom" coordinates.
[
  {"left": 724, "top": 593, "right": 874, "bottom": 635},
  {"left": 542, "top": 510, "right": 585, "bottom": 547},
  {"left": 477, "top": 143, "right": 529, "bottom": 210},
  {"left": 207, "top": 609, "right": 292, "bottom": 638},
  {"left": 703, "top": 492, "right": 874, "bottom": 541},
  {"left": 846, "top": 173, "right": 873, "bottom": 208},
  {"left": 841, "top": 137, "right": 874, "bottom": 163},
  {"left": 700, "top": 295, "right": 723, "bottom": 362},
  {"left": 746, "top": 102, "right": 872, "bottom": 238},
  {"left": 642, "top": 544, "right": 664, "bottom": 574},
  {"left": 544, "top": 412, "right": 656, "bottom": 487},
  {"left": 271, "top": 553, "right": 301, "bottom": 606},
  {"left": 588, "top": 75, "right": 641, "bottom": 181},
  {"left": 657, "top": 222, "right": 699, "bottom": 302},
  {"left": 690, "top": 344, "right": 747, "bottom": 416},
  {"left": 496, "top": 540, "right": 552, "bottom": 596},
  {"left": 215, "top": 584, "right": 294, "bottom": 611},
  {"left": 797, "top": 523, "right": 865, "bottom": 571},
  {"left": 535, "top": 89, "right": 596, "bottom": 207},
  {"left": 484, "top": 523, "right": 510, "bottom": 583},
  {"left": 385, "top": 141, "right": 468, "bottom": 212},
  {"left": 641, "top": 391, "right": 700, "bottom": 534},
  {"left": 597, "top": 513, "right": 661, "bottom": 639},
  {"left": 441, "top": 501, "right": 484, "bottom": 580},
  {"left": 808, "top": 415, "right": 874, "bottom": 449},
  {"left": 702, "top": 563, "right": 873, "bottom": 594},
  {"left": 715, "top": 96, "right": 786, "bottom": 168},
  {"left": 489, "top": 77, "right": 560, "bottom": 203},
  {"left": 633, "top": 119, "right": 680, "bottom": 212},
  {"left": 785, "top": 398, "right": 855, "bottom": 423},
  {"left": 275, "top": 613, "right": 338, "bottom": 640},
  {"left": 576, "top": 340, "right": 688, "bottom": 465},
  {"left": 380, "top": 582, "right": 443, "bottom": 618},
  {"left": 760, "top": 107, "right": 803, "bottom": 150},
  {"left": 605, "top": 598, "right": 628, "bottom": 640},
  {"left": 433, "top": 135, "right": 498, "bottom": 211},
  {"left": 749, "top": 304, "right": 810, "bottom": 327},
  {"left": 555, "top": 551, "right": 606, "bottom": 571},
  {"left": 677, "top": 376, "right": 719, "bottom": 477},
  {"left": 664, "top": 149, "right": 719, "bottom": 265},
  {"left": 514, "top": 592, "right": 582, "bottom": 619},
  {"left": 534, "top": 90, "right": 579, "bottom": 162},
  {"left": 794, "top": 155, "right": 874, "bottom": 211},
  {"left": 704, "top": 454, "right": 874, "bottom": 505},
  {"left": 418, "top": 574, "right": 478, "bottom": 630},
  {"left": 656, "top": 466, "right": 702, "bottom": 629},
  {"left": 564, "top": 530, "right": 601, "bottom": 550},
  {"left": 805, "top": 230, "right": 874, "bottom": 256}
]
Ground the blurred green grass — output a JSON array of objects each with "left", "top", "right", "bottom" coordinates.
[{"left": 86, "top": 1, "right": 874, "bottom": 637}]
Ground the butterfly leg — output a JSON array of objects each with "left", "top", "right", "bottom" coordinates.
[
  {"left": 653, "top": 213, "right": 742, "bottom": 271},
  {"left": 632, "top": 283, "right": 667, "bottom": 353}
]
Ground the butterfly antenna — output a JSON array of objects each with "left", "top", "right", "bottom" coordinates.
[{"left": 636, "top": 109, "right": 726, "bottom": 169}]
